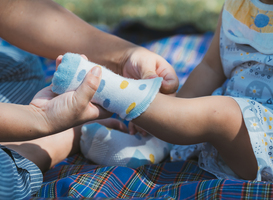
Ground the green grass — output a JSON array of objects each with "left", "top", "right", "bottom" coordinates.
[{"left": 54, "top": 0, "right": 224, "bottom": 31}]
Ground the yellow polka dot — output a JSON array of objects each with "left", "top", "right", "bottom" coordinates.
[
  {"left": 120, "top": 80, "right": 129, "bottom": 89},
  {"left": 269, "top": 125, "right": 272, "bottom": 130},
  {"left": 265, "top": 133, "right": 267, "bottom": 137},
  {"left": 170, "top": 156, "right": 173, "bottom": 161},
  {"left": 240, "top": 69, "right": 243, "bottom": 72},
  {"left": 265, "top": 109, "right": 268, "bottom": 112},
  {"left": 265, "top": 142, "right": 268, "bottom": 146},
  {"left": 241, "top": 76, "right": 245, "bottom": 79},
  {"left": 240, "top": 53, "right": 243, "bottom": 56},
  {"left": 126, "top": 102, "right": 136, "bottom": 114},
  {"left": 149, "top": 154, "right": 155, "bottom": 164},
  {"left": 262, "top": 139, "right": 264, "bottom": 144},
  {"left": 264, "top": 117, "right": 267, "bottom": 122},
  {"left": 270, "top": 117, "right": 273, "bottom": 121},
  {"left": 246, "top": 52, "right": 249, "bottom": 55}
]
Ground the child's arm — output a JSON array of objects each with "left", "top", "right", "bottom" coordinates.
[
  {"left": 177, "top": 10, "right": 226, "bottom": 98},
  {"left": 132, "top": 10, "right": 233, "bottom": 145}
]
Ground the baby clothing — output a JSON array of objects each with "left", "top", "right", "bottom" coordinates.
[
  {"left": 52, "top": 53, "right": 163, "bottom": 121},
  {"left": 171, "top": 0, "right": 273, "bottom": 181},
  {"left": 81, "top": 123, "right": 173, "bottom": 168}
]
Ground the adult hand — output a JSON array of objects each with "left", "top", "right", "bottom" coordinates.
[
  {"left": 122, "top": 47, "right": 179, "bottom": 94},
  {"left": 30, "top": 56, "right": 109, "bottom": 135},
  {"left": 128, "top": 121, "right": 149, "bottom": 137},
  {"left": 85, "top": 118, "right": 128, "bottom": 133}
]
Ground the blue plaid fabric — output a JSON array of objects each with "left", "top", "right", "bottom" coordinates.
[
  {"left": 34, "top": 154, "right": 273, "bottom": 199},
  {"left": 4, "top": 32, "right": 273, "bottom": 199}
]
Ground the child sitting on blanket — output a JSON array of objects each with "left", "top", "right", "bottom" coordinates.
[{"left": 52, "top": 0, "right": 273, "bottom": 181}]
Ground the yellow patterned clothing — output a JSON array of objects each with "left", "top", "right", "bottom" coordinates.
[
  {"left": 223, "top": 0, "right": 273, "bottom": 54},
  {"left": 171, "top": 0, "right": 273, "bottom": 181}
]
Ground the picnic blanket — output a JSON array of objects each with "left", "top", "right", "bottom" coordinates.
[{"left": 3, "top": 25, "right": 273, "bottom": 199}]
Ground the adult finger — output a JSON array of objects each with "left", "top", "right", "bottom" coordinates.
[
  {"left": 74, "top": 66, "right": 102, "bottom": 106},
  {"left": 55, "top": 55, "right": 63, "bottom": 69},
  {"left": 128, "top": 121, "right": 138, "bottom": 135},
  {"left": 96, "top": 118, "right": 128, "bottom": 133}
]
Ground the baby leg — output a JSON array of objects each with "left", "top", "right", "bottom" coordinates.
[{"left": 133, "top": 94, "right": 257, "bottom": 180}]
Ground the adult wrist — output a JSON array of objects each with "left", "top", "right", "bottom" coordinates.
[
  {"left": 27, "top": 104, "right": 52, "bottom": 137},
  {"left": 0, "top": 103, "right": 50, "bottom": 142}
]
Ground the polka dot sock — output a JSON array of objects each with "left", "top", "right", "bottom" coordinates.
[
  {"left": 80, "top": 123, "right": 173, "bottom": 168},
  {"left": 52, "top": 53, "right": 163, "bottom": 120}
]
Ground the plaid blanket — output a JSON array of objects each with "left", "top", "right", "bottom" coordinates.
[
  {"left": 4, "top": 31, "right": 273, "bottom": 199},
  {"left": 34, "top": 153, "right": 273, "bottom": 199}
]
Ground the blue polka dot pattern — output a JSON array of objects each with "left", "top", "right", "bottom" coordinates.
[
  {"left": 97, "top": 79, "right": 105, "bottom": 93},
  {"left": 139, "top": 84, "right": 147, "bottom": 90},
  {"left": 103, "top": 99, "right": 110, "bottom": 108},
  {"left": 77, "top": 69, "right": 86, "bottom": 82}
]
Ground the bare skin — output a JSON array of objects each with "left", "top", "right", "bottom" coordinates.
[
  {"left": 0, "top": 0, "right": 178, "bottom": 174},
  {"left": 132, "top": 10, "right": 258, "bottom": 180},
  {"left": 0, "top": 56, "right": 126, "bottom": 173},
  {"left": 0, "top": 0, "right": 178, "bottom": 94},
  {"left": 1, "top": 118, "right": 127, "bottom": 173},
  {"left": 134, "top": 95, "right": 257, "bottom": 180}
]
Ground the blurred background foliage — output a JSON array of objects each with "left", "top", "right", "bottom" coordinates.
[{"left": 54, "top": 0, "right": 225, "bottom": 32}]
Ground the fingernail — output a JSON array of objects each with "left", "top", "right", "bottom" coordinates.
[
  {"left": 57, "top": 55, "right": 63, "bottom": 59},
  {"left": 91, "top": 66, "right": 101, "bottom": 77}
]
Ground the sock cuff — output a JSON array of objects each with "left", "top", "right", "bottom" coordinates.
[{"left": 125, "top": 77, "right": 162, "bottom": 120}]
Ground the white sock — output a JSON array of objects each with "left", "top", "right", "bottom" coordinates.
[
  {"left": 80, "top": 123, "right": 173, "bottom": 168},
  {"left": 52, "top": 53, "right": 162, "bottom": 120}
]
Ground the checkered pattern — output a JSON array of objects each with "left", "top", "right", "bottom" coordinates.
[
  {"left": 35, "top": 154, "right": 273, "bottom": 199},
  {"left": 28, "top": 33, "right": 273, "bottom": 199}
]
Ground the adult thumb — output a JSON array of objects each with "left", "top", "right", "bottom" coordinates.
[{"left": 74, "top": 66, "right": 102, "bottom": 106}]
